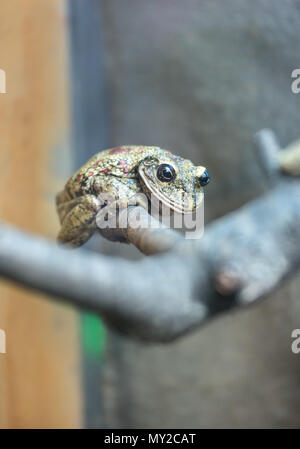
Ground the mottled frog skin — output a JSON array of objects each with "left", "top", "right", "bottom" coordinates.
[{"left": 56, "top": 146, "right": 210, "bottom": 247}]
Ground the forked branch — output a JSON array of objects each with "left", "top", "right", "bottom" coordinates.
[{"left": 0, "top": 130, "right": 299, "bottom": 342}]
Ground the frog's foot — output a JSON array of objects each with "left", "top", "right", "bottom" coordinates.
[
  {"left": 96, "top": 193, "right": 150, "bottom": 243},
  {"left": 56, "top": 194, "right": 101, "bottom": 247}
]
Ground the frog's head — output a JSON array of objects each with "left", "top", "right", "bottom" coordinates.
[{"left": 138, "top": 153, "right": 210, "bottom": 213}]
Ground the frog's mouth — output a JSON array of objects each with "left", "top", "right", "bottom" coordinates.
[{"left": 139, "top": 168, "right": 204, "bottom": 214}]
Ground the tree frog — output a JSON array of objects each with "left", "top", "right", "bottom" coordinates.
[{"left": 56, "top": 146, "right": 210, "bottom": 246}]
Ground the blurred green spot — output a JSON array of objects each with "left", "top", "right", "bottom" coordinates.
[{"left": 81, "top": 313, "right": 106, "bottom": 358}]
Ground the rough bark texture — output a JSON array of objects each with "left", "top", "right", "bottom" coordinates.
[{"left": 99, "top": 0, "right": 300, "bottom": 428}]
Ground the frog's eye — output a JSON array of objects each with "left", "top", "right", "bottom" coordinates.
[
  {"left": 199, "top": 169, "right": 211, "bottom": 187},
  {"left": 156, "top": 164, "right": 176, "bottom": 183}
]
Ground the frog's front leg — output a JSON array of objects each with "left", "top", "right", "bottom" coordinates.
[{"left": 57, "top": 194, "right": 101, "bottom": 247}]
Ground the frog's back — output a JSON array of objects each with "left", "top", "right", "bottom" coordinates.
[{"left": 63, "top": 146, "right": 164, "bottom": 200}]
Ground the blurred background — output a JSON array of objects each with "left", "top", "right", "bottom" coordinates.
[{"left": 0, "top": 0, "right": 300, "bottom": 428}]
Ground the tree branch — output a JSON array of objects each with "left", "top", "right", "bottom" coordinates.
[{"left": 0, "top": 130, "right": 300, "bottom": 342}]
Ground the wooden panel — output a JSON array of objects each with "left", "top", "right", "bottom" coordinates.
[{"left": 0, "top": 0, "right": 82, "bottom": 428}]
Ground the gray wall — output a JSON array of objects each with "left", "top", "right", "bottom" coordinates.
[{"left": 98, "top": 0, "right": 300, "bottom": 428}]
